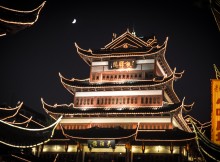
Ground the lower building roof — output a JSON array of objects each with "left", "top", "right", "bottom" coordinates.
[
  {"left": 0, "top": 116, "right": 62, "bottom": 148},
  {"left": 135, "top": 127, "right": 195, "bottom": 142}
]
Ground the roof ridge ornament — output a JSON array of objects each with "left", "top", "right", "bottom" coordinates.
[
  {"left": 213, "top": 64, "right": 220, "bottom": 79},
  {"left": 112, "top": 33, "right": 117, "bottom": 41}
]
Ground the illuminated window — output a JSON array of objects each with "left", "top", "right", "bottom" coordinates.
[
  {"left": 127, "top": 98, "right": 130, "bottom": 104},
  {"left": 123, "top": 98, "right": 126, "bottom": 104},
  {"left": 145, "top": 97, "right": 148, "bottom": 104},
  {"left": 75, "top": 99, "right": 79, "bottom": 105},
  {"left": 97, "top": 99, "right": 100, "bottom": 104},
  {"left": 139, "top": 74, "right": 142, "bottom": 78},
  {"left": 112, "top": 98, "right": 115, "bottom": 104},
  {"left": 157, "top": 97, "right": 160, "bottom": 104},
  {"left": 134, "top": 98, "right": 137, "bottom": 104},
  {"left": 141, "top": 97, "right": 144, "bottom": 104},
  {"left": 153, "top": 97, "right": 156, "bottom": 104},
  {"left": 119, "top": 98, "right": 122, "bottom": 104},
  {"left": 149, "top": 97, "right": 152, "bottom": 104}
]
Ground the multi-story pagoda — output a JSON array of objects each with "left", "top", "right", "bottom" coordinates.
[{"left": 41, "top": 30, "right": 197, "bottom": 162}]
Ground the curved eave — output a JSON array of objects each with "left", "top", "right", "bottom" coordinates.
[
  {"left": 6, "top": 116, "right": 32, "bottom": 126},
  {"left": 0, "top": 115, "right": 62, "bottom": 148},
  {"left": 40, "top": 99, "right": 183, "bottom": 116},
  {"left": 135, "top": 128, "right": 195, "bottom": 142},
  {"left": 0, "top": 1, "right": 45, "bottom": 36},
  {"left": 181, "top": 97, "right": 194, "bottom": 113},
  {"left": 59, "top": 72, "right": 176, "bottom": 94},
  {"left": 0, "top": 102, "right": 23, "bottom": 120},
  {"left": 184, "top": 115, "right": 211, "bottom": 130},
  {"left": 0, "top": 1, "right": 46, "bottom": 25},
  {"left": 191, "top": 119, "right": 220, "bottom": 161},
  {"left": 75, "top": 38, "right": 168, "bottom": 66},
  {"left": 61, "top": 126, "right": 136, "bottom": 140},
  {"left": 41, "top": 98, "right": 74, "bottom": 115},
  {"left": 174, "top": 70, "right": 185, "bottom": 80}
]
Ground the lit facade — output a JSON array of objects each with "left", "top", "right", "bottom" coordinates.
[{"left": 41, "top": 30, "right": 197, "bottom": 162}]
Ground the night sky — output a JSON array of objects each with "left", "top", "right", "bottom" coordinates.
[{"left": 0, "top": 0, "right": 219, "bottom": 123}]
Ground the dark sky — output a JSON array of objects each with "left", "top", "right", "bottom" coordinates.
[{"left": 0, "top": 0, "right": 219, "bottom": 123}]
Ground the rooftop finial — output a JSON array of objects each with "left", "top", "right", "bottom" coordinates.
[
  {"left": 112, "top": 33, "right": 117, "bottom": 41},
  {"left": 213, "top": 64, "right": 220, "bottom": 79},
  {"left": 132, "top": 26, "right": 136, "bottom": 36}
]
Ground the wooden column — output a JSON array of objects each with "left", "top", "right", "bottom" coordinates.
[
  {"left": 179, "top": 146, "right": 183, "bottom": 162},
  {"left": 76, "top": 142, "right": 83, "bottom": 162},
  {"left": 170, "top": 142, "right": 173, "bottom": 162},
  {"left": 111, "top": 148, "right": 115, "bottom": 162},
  {"left": 142, "top": 142, "right": 145, "bottom": 154},
  {"left": 125, "top": 143, "right": 132, "bottom": 162},
  {"left": 186, "top": 143, "right": 189, "bottom": 162}
]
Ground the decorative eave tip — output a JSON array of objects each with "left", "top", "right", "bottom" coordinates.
[
  {"left": 181, "top": 97, "right": 194, "bottom": 112},
  {"left": 74, "top": 42, "right": 92, "bottom": 53},
  {"left": 172, "top": 67, "right": 184, "bottom": 80}
]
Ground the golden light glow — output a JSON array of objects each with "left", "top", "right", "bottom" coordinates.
[{"left": 211, "top": 79, "right": 220, "bottom": 145}]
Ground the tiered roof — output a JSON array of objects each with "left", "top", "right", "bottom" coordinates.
[
  {"left": 43, "top": 117, "right": 195, "bottom": 144},
  {"left": 75, "top": 30, "right": 172, "bottom": 75},
  {"left": 61, "top": 126, "right": 136, "bottom": 140},
  {"left": 40, "top": 30, "right": 196, "bottom": 148},
  {"left": 135, "top": 127, "right": 195, "bottom": 142},
  {"left": 0, "top": 1, "right": 46, "bottom": 36},
  {"left": 59, "top": 69, "right": 183, "bottom": 104},
  {"left": 42, "top": 98, "right": 193, "bottom": 116}
]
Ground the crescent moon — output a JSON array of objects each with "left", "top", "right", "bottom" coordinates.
[{"left": 72, "top": 19, "right": 76, "bottom": 24}]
